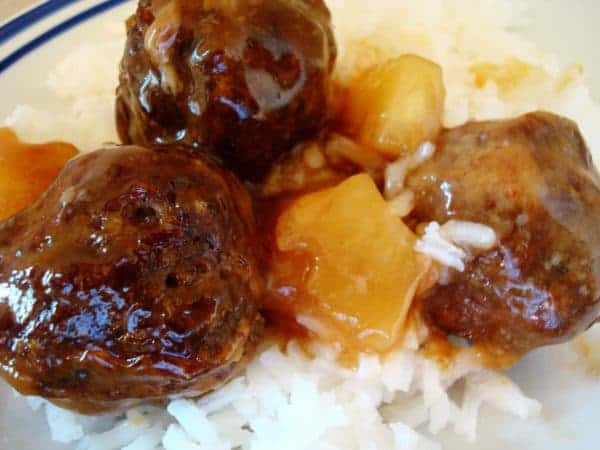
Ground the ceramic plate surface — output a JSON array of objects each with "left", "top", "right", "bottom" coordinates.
[{"left": 0, "top": 1, "right": 599, "bottom": 449}]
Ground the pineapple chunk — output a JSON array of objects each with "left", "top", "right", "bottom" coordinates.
[
  {"left": 0, "top": 128, "right": 78, "bottom": 220},
  {"left": 342, "top": 55, "right": 445, "bottom": 158},
  {"left": 276, "top": 174, "right": 430, "bottom": 352}
]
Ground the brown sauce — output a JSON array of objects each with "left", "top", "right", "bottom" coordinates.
[
  {"left": 116, "top": 0, "right": 337, "bottom": 180},
  {"left": 0, "top": 128, "right": 79, "bottom": 220},
  {"left": 0, "top": 127, "right": 498, "bottom": 371},
  {"left": 255, "top": 193, "right": 318, "bottom": 340},
  {"left": 0, "top": 143, "right": 263, "bottom": 412},
  {"left": 407, "top": 112, "right": 600, "bottom": 358},
  {"left": 255, "top": 190, "right": 438, "bottom": 367}
]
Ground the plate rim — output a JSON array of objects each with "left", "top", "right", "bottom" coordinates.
[
  {"left": 0, "top": 0, "right": 129, "bottom": 74},
  {"left": 0, "top": 0, "right": 73, "bottom": 44}
]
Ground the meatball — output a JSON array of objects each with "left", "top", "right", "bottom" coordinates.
[
  {"left": 406, "top": 112, "right": 600, "bottom": 357},
  {"left": 0, "top": 145, "right": 263, "bottom": 413},
  {"left": 116, "top": 0, "right": 337, "bottom": 180}
]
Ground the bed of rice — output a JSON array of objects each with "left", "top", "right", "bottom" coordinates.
[{"left": 3, "top": 1, "right": 600, "bottom": 449}]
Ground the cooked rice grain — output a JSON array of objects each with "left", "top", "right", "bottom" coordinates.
[{"left": 3, "top": 0, "right": 599, "bottom": 449}]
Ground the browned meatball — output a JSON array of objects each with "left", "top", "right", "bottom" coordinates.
[
  {"left": 0, "top": 145, "right": 263, "bottom": 413},
  {"left": 406, "top": 112, "right": 600, "bottom": 357},
  {"left": 116, "top": 0, "right": 337, "bottom": 180}
]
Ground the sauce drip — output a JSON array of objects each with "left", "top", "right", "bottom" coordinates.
[{"left": 0, "top": 128, "right": 78, "bottom": 220}]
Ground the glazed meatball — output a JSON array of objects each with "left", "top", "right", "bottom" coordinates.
[
  {"left": 406, "top": 112, "right": 600, "bottom": 357},
  {"left": 0, "top": 145, "right": 262, "bottom": 413},
  {"left": 116, "top": 0, "right": 337, "bottom": 180}
]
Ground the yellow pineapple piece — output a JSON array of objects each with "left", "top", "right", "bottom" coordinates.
[
  {"left": 342, "top": 55, "right": 445, "bottom": 158},
  {"left": 276, "top": 174, "right": 430, "bottom": 352}
]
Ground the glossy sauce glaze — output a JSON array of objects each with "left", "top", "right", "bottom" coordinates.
[
  {"left": 2, "top": 109, "right": 600, "bottom": 414},
  {"left": 0, "top": 128, "right": 78, "bottom": 220},
  {"left": 0, "top": 144, "right": 263, "bottom": 413},
  {"left": 0, "top": 131, "right": 378, "bottom": 411},
  {"left": 116, "top": 0, "right": 337, "bottom": 180},
  {"left": 255, "top": 191, "right": 319, "bottom": 341},
  {"left": 407, "top": 112, "right": 600, "bottom": 357},
  {"left": 260, "top": 112, "right": 600, "bottom": 364}
]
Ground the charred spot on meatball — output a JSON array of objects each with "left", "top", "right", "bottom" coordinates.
[
  {"left": 116, "top": 0, "right": 337, "bottom": 180},
  {"left": 0, "top": 145, "right": 263, "bottom": 413},
  {"left": 406, "top": 112, "right": 600, "bottom": 357}
]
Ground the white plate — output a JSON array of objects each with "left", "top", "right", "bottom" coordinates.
[{"left": 0, "top": 1, "right": 599, "bottom": 449}]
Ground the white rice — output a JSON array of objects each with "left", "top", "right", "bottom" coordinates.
[
  {"left": 3, "top": 0, "right": 600, "bottom": 449},
  {"left": 384, "top": 142, "right": 436, "bottom": 200},
  {"left": 22, "top": 335, "right": 540, "bottom": 450},
  {"left": 415, "top": 221, "right": 497, "bottom": 272}
]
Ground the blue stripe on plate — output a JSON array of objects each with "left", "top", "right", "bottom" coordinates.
[
  {"left": 0, "top": 0, "right": 130, "bottom": 74},
  {"left": 0, "top": 0, "right": 81, "bottom": 45}
]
